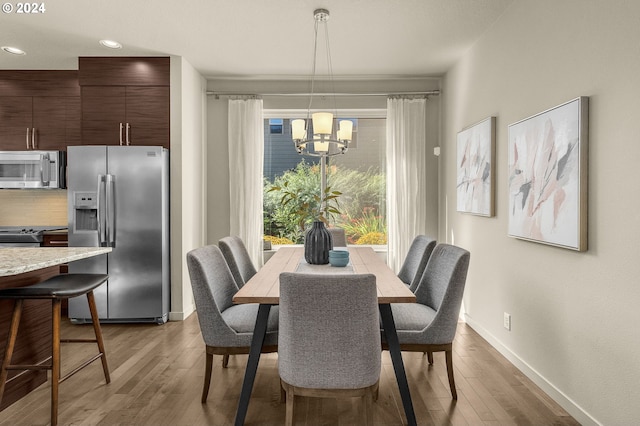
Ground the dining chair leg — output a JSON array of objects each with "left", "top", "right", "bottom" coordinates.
[
  {"left": 222, "top": 354, "right": 230, "bottom": 368},
  {"left": 364, "top": 391, "right": 374, "bottom": 426},
  {"left": 51, "top": 300, "right": 61, "bottom": 426},
  {"left": 0, "top": 300, "right": 23, "bottom": 403},
  {"left": 285, "top": 385, "right": 294, "bottom": 426},
  {"left": 427, "top": 351, "right": 434, "bottom": 365},
  {"left": 202, "top": 350, "right": 213, "bottom": 403},
  {"left": 445, "top": 347, "right": 457, "bottom": 400}
]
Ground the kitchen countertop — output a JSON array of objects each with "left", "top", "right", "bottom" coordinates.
[{"left": 0, "top": 247, "right": 111, "bottom": 277}]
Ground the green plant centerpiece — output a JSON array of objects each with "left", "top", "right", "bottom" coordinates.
[
  {"left": 269, "top": 179, "right": 342, "bottom": 264},
  {"left": 269, "top": 182, "right": 342, "bottom": 231}
]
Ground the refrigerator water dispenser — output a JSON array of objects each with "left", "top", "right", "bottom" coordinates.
[{"left": 73, "top": 192, "right": 98, "bottom": 232}]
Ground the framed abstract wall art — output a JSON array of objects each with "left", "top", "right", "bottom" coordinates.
[
  {"left": 457, "top": 116, "right": 496, "bottom": 216},
  {"left": 508, "top": 97, "right": 589, "bottom": 251}
]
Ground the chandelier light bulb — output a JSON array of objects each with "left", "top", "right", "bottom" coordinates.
[
  {"left": 291, "top": 119, "right": 307, "bottom": 140},
  {"left": 312, "top": 112, "right": 333, "bottom": 135},
  {"left": 315, "top": 142, "right": 329, "bottom": 152},
  {"left": 339, "top": 120, "right": 353, "bottom": 141}
]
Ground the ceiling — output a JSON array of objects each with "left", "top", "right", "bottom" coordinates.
[{"left": 0, "top": 0, "right": 513, "bottom": 79}]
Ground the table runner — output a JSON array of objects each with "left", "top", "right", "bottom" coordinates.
[{"left": 295, "top": 258, "right": 354, "bottom": 274}]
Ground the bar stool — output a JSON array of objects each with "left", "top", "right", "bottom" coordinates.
[{"left": 0, "top": 274, "right": 111, "bottom": 426}]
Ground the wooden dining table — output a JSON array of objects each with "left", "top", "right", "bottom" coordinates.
[{"left": 232, "top": 246, "right": 418, "bottom": 426}]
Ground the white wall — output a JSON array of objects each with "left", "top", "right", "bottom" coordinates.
[
  {"left": 169, "top": 56, "right": 207, "bottom": 320},
  {"left": 443, "top": 1, "right": 640, "bottom": 424}
]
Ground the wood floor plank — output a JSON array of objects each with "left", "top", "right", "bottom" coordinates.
[
  {"left": 0, "top": 317, "right": 579, "bottom": 425},
  {"left": 453, "top": 372, "right": 496, "bottom": 422}
]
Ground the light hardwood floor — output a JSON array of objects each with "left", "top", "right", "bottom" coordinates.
[{"left": 0, "top": 314, "right": 579, "bottom": 425}]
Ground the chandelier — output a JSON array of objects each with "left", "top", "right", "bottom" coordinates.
[{"left": 292, "top": 8, "right": 353, "bottom": 157}]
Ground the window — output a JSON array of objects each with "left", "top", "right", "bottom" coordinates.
[
  {"left": 268, "top": 118, "right": 283, "bottom": 134},
  {"left": 263, "top": 113, "right": 387, "bottom": 246}
]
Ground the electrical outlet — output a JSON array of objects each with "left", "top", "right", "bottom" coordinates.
[{"left": 504, "top": 312, "right": 511, "bottom": 331}]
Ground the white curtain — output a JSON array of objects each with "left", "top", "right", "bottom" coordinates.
[
  {"left": 386, "top": 97, "right": 428, "bottom": 273},
  {"left": 228, "top": 98, "right": 264, "bottom": 266}
]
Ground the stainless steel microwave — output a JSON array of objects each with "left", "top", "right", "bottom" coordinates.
[{"left": 0, "top": 151, "right": 66, "bottom": 189}]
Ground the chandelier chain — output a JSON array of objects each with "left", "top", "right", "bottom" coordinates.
[
  {"left": 323, "top": 19, "right": 338, "bottom": 117},
  {"left": 293, "top": 8, "right": 351, "bottom": 158},
  {"left": 307, "top": 17, "right": 320, "bottom": 120}
]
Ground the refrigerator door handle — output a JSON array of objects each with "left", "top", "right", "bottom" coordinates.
[
  {"left": 106, "top": 174, "right": 116, "bottom": 247},
  {"left": 96, "top": 174, "right": 107, "bottom": 246}
]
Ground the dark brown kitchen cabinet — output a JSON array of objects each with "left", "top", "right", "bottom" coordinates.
[
  {"left": 0, "top": 71, "right": 81, "bottom": 151},
  {"left": 79, "top": 57, "right": 170, "bottom": 149},
  {"left": 81, "top": 85, "right": 169, "bottom": 147},
  {"left": 32, "top": 97, "right": 81, "bottom": 150},
  {"left": 0, "top": 97, "right": 32, "bottom": 150},
  {"left": 78, "top": 57, "right": 169, "bottom": 86},
  {"left": 0, "top": 97, "right": 81, "bottom": 151}
]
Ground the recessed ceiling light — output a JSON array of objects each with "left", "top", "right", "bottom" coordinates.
[
  {"left": 99, "top": 40, "right": 122, "bottom": 49},
  {"left": 1, "top": 46, "right": 26, "bottom": 55}
]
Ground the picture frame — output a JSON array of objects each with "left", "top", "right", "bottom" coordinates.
[
  {"left": 507, "top": 97, "right": 589, "bottom": 251},
  {"left": 456, "top": 116, "right": 496, "bottom": 216}
]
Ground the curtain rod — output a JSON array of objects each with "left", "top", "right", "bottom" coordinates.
[{"left": 206, "top": 90, "right": 440, "bottom": 99}]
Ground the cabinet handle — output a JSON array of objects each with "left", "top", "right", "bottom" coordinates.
[
  {"left": 126, "top": 122, "right": 131, "bottom": 145},
  {"left": 119, "top": 123, "right": 124, "bottom": 146},
  {"left": 26, "top": 128, "right": 30, "bottom": 149},
  {"left": 31, "top": 128, "right": 36, "bottom": 149},
  {"left": 45, "top": 240, "right": 68, "bottom": 246}
]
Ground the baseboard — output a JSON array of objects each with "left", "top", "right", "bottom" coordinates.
[
  {"left": 463, "top": 314, "right": 601, "bottom": 426},
  {"left": 168, "top": 311, "right": 185, "bottom": 321},
  {"left": 168, "top": 300, "right": 196, "bottom": 322}
]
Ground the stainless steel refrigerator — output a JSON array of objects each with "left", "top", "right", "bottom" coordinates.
[{"left": 67, "top": 146, "right": 170, "bottom": 324}]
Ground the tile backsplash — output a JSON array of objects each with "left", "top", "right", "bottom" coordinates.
[{"left": 0, "top": 190, "right": 68, "bottom": 226}]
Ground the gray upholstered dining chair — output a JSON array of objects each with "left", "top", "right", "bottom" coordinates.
[
  {"left": 219, "top": 236, "right": 257, "bottom": 288},
  {"left": 397, "top": 235, "right": 437, "bottom": 292},
  {"left": 383, "top": 243, "right": 470, "bottom": 400},
  {"left": 278, "top": 273, "right": 380, "bottom": 426},
  {"left": 186, "top": 245, "right": 278, "bottom": 403},
  {"left": 328, "top": 227, "right": 347, "bottom": 247}
]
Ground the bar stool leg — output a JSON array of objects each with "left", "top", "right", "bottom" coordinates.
[
  {"left": 0, "top": 300, "right": 23, "bottom": 402},
  {"left": 52, "top": 299, "right": 61, "bottom": 426},
  {"left": 87, "top": 291, "right": 110, "bottom": 384}
]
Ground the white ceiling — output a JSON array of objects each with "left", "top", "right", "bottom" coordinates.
[{"left": 0, "top": 0, "right": 513, "bottom": 79}]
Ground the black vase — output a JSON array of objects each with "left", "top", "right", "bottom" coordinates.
[{"left": 304, "top": 221, "right": 334, "bottom": 264}]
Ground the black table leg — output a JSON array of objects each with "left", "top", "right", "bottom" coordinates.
[
  {"left": 379, "top": 303, "right": 417, "bottom": 426},
  {"left": 234, "top": 303, "right": 271, "bottom": 426}
]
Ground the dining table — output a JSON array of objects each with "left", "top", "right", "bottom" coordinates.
[{"left": 232, "top": 246, "right": 418, "bottom": 426}]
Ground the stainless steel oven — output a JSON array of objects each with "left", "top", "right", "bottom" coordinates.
[{"left": 0, "top": 150, "right": 66, "bottom": 189}]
